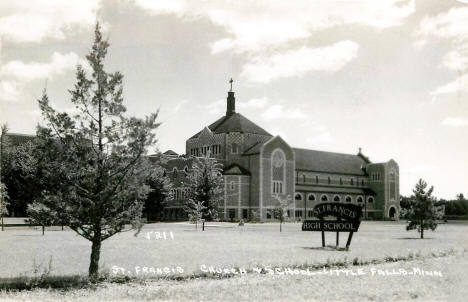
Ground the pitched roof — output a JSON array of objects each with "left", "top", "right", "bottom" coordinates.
[
  {"left": 190, "top": 113, "right": 272, "bottom": 139},
  {"left": 293, "top": 148, "right": 369, "bottom": 175},
  {"left": 223, "top": 164, "right": 251, "bottom": 176},
  {"left": 163, "top": 150, "right": 178, "bottom": 156},
  {"left": 242, "top": 142, "right": 262, "bottom": 155}
]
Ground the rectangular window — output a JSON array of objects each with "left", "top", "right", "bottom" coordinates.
[
  {"left": 242, "top": 209, "right": 248, "bottom": 219},
  {"left": 308, "top": 210, "right": 314, "bottom": 217},
  {"left": 229, "top": 209, "right": 236, "bottom": 219},
  {"left": 272, "top": 181, "right": 284, "bottom": 194},
  {"left": 295, "top": 210, "right": 303, "bottom": 218}
]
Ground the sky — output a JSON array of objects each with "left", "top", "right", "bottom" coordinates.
[{"left": 0, "top": 0, "right": 467, "bottom": 199}]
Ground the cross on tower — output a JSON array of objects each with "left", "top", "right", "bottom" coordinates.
[{"left": 229, "top": 78, "right": 233, "bottom": 92}]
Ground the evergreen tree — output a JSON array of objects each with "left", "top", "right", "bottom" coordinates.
[
  {"left": 144, "top": 162, "right": 172, "bottom": 221},
  {"left": 402, "top": 179, "right": 443, "bottom": 239},
  {"left": 184, "top": 156, "right": 223, "bottom": 221},
  {"left": 33, "top": 23, "right": 160, "bottom": 280}
]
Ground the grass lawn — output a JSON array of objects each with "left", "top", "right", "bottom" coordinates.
[{"left": 0, "top": 221, "right": 467, "bottom": 301}]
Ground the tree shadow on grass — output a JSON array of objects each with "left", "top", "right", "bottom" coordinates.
[{"left": 301, "top": 245, "right": 349, "bottom": 252}]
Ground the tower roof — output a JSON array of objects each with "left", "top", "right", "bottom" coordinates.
[{"left": 190, "top": 113, "right": 272, "bottom": 139}]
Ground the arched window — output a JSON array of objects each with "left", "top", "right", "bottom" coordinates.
[
  {"left": 333, "top": 195, "right": 341, "bottom": 202},
  {"left": 367, "top": 197, "right": 374, "bottom": 203},
  {"left": 295, "top": 193, "right": 303, "bottom": 201},
  {"left": 231, "top": 143, "right": 238, "bottom": 154},
  {"left": 271, "top": 149, "right": 286, "bottom": 194},
  {"left": 357, "top": 196, "right": 363, "bottom": 203},
  {"left": 308, "top": 194, "right": 316, "bottom": 201},
  {"left": 321, "top": 194, "right": 328, "bottom": 202},
  {"left": 345, "top": 196, "right": 352, "bottom": 202}
]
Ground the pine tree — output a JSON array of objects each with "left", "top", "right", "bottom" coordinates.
[
  {"left": 34, "top": 23, "right": 160, "bottom": 280},
  {"left": 184, "top": 156, "right": 223, "bottom": 221},
  {"left": 403, "top": 179, "right": 443, "bottom": 239},
  {"left": 144, "top": 162, "right": 172, "bottom": 221}
]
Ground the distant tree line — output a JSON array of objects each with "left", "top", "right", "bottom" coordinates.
[{"left": 401, "top": 192, "right": 467, "bottom": 219}]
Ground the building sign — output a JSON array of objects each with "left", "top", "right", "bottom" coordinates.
[
  {"left": 302, "top": 203, "right": 362, "bottom": 249},
  {"left": 302, "top": 220, "right": 360, "bottom": 232}
]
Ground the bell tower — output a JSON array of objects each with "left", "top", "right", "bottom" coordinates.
[{"left": 226, "top": 78, "right": 235, "bottom": 117}]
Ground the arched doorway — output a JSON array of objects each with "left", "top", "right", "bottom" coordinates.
[{"left": 389, "top": 206, "right": 397, "bottom": 219}]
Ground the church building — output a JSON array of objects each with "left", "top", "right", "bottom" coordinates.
[{"left": 159, "top": 84, "right": 400, "bottom": 222}]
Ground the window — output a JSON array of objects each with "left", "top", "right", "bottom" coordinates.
[
  {"left": 231, "top": 143, "right": 238, "bottom": 154},
  {"left": 229, "top": 209, "right": 236, "bottom": 219},
  {"left": 242, "top": 209, "right": 248, "bottom": 219},
  {"left": 184, "top": 166, "right": 188, "bottom": 177},
  {"left": 389, "top": 172, "right": 396, "bottom": 200},
  {"left": 303, "top": 175, "right": 306, "bottom": 183},
  {"left": 316, "top": 176, "right": 319, "bottom": 184},
  {"left": 328, "top": 177, "right": 331, "bottom": 184},
  {"left": 271, "top": 149, "right": 286, "bottom": 194},
  {"left": 162, "top": 169, "right": 166, "bottom": 177},
  {"left": 357, "top": 196, "right": 363, "bottom": 203},
  {"left": 230, "top": 181, "right": 235, "bottom": 190},
  {"left": 308, "top": 210, "right": 314, "bottom": 217},
  {"left": 308, "top": 194, "right": 316, "bottom": 201},
  {"left": 345, "top": 196, "right": 352, "bottom": 202},
  {"left": 273, "top": 181, "right": 283, "bottom": 194},
  {"left": 333, "top": 195, "right": 341, "bottom": 202},
  {"left": 368, "top": 197, "right": 374, "bottom": 203},
  {"left": 295, "top": 210, "right": 303, "bottom": 218},
  {"left": 295, "top": 193, "right": 303, "bottom": 201},
  {"left": 340, "top": 177, "right": 343, "bottom": 185},
  {"left": 266, "top": 211, "right": 272, "bottom": 219},
  {"left": 321, "top": 195, "right": 328, "bottom": 202},
  {"left": 172, "top": 168, "right": 177, "bottom": 179},
  {"left": 361, "top": 180, "right": 365, "bottom": 186},
  {"left": 350, "top": 178, "right": 354, "bottom": 186}
]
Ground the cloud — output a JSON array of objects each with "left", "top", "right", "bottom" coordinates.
[
  {"left": 134, "top": 0, "right": 414, "bottom": 54},
  {"left": 202, "top": 96, "right": 269, "bottom": 115},
  {"left": 261, "top": 104, "right": 306, "bottom": 121},
  {"left": 0, "top": 0, "right": 100, "bottom": 43},
  {"left": 171, "top": 99, "right": 188, "bottom": 113},
  {"left": 0, "top": 52, "right": 84, "bottom": 81},
  {"left": 416, "top": 7, "right": 468, "bottom": 93},
  {"left": 441, "top": 117, "right": 468, "bottom": 127},
  {"left": 442, "top": 48, "right": 468, "bottom": 71},
  {"left": 0, "top": 80, "right": 20, "bottom": 102},
  {"left": 430, "top": 73, "right": 468, "bottom": 95},
  {"left": 237, "top": 97, "right": 268, "bottom": 109},
  {"left": 240, "top": 41, "right": 359, "bottom": 83},
  {"left": 306, "top": 131, "right": 333, "bottom": 145}
]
